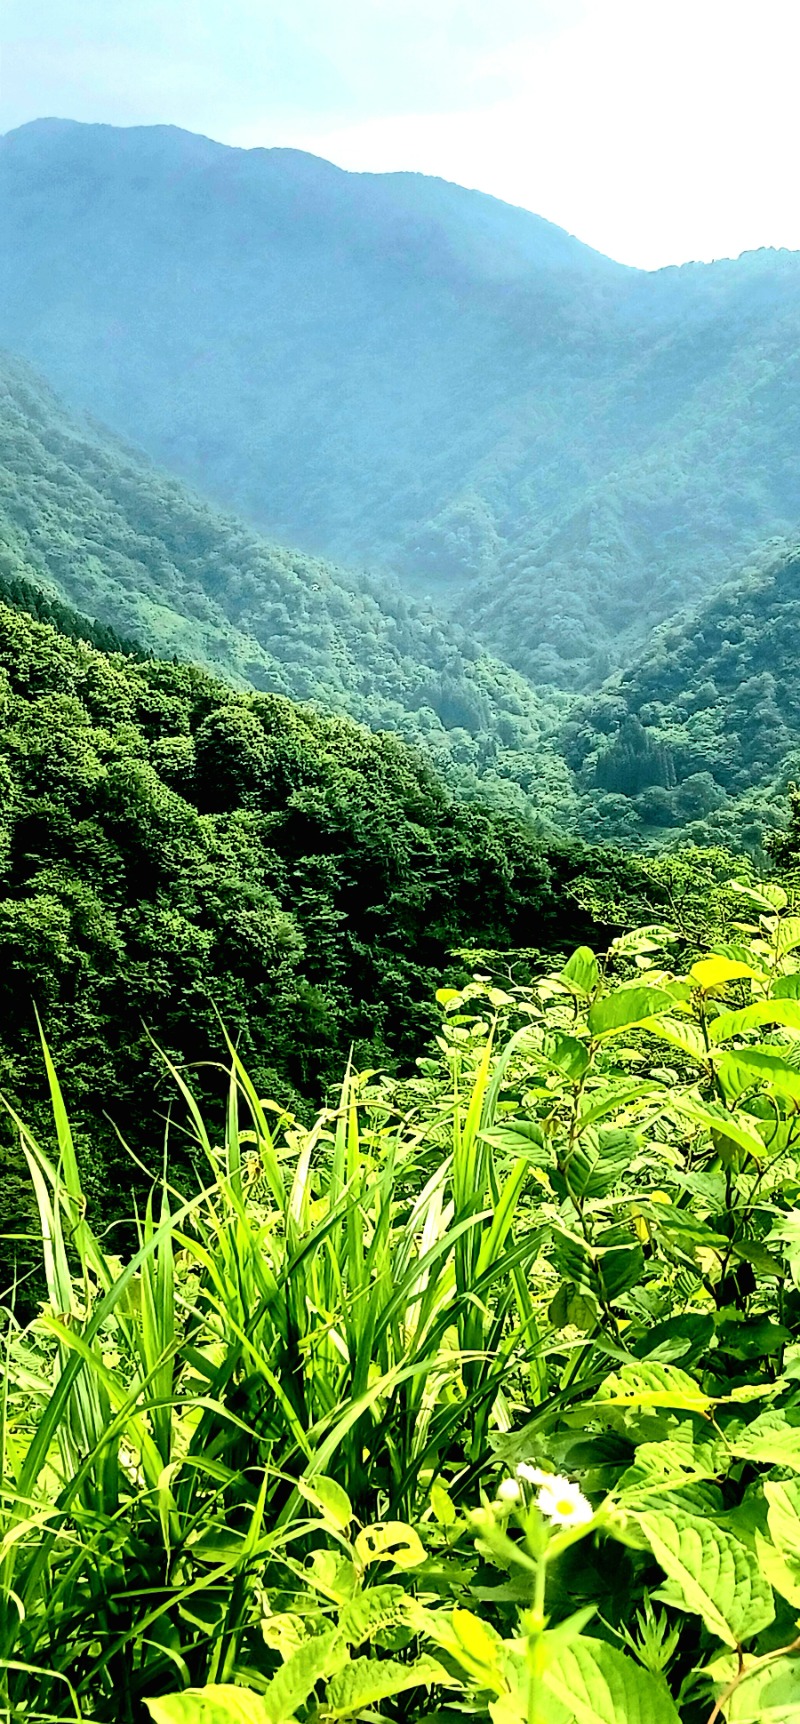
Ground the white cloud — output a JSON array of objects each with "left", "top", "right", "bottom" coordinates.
[{"left": 248, "top": 0, "right": 800, "bottom": 267}]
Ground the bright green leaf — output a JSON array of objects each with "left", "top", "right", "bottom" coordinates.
[
  {"left": 297, "top": 1474, "right": 353, "bottom": 1531},
  {"left": 145, "top": 1690, "right": 271, "bottom": 1724},
  {"left": 723, "top": 1652, "right": 800, "bottom": 1722},
  {"left": 729, "top": 1410, "right": 800, "bottom": 1471},
  {"left": 542, "top": 1635, "right": 680, "bottom": 1723},
  {"left": 326, "top": 1654, "right": 453, "bottom": 1715},
  {"left": 588, "top": 987, "right": 674, "bottom": 1039},
  {"left": 354, "top": 1521, "right": 426, "bottom": 1570},
  {"left": 690, "top": 956, "right": 757, "bottom": 992},
  {"left": 638, "top": 1510, "right": 773, "bottom": 1647},
  {"left": 261, "top": 1631, "right": 348, "bottom": 1724}
]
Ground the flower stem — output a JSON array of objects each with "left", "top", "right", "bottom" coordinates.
[{"left": 527, "top": 1553, "right": 549, "bottom": 1724}]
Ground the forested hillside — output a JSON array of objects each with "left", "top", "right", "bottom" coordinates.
[
  {"left": 0, "top": 597, "right": 649, "bottom": 1290},
  {"left": 564, "top": 540, "right": 800, "bottom": 850},
  {"left": 0, "top": 350, "right": 575, "bottom": 824},
  {"left": 2, "top": 119, "right": 799, "bottom": 683}
]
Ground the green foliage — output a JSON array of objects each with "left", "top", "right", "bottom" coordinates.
[
  {"left": 566, "top": 543, "right": 800, "bottom": 853},
  {"left": 0, "top": 597, "right": 651, "bottom": 1299},
  {"left": 8, "top": 888, "right": 800, "bottom": 1717},
  {"left": 0, "top": 348, "right": 576, "bottom": 829}
]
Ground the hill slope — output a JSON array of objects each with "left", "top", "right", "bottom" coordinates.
[
  {"left": 0, "top": 598, "right": 631, "bottom": 1288},
  {"left": 2, "top": 120, "right": 799, "bottom": 683},
  {"left": 563, "top": 539, "right": 800, "bottom": 850},
  {"left": 0, "top": 350, "right": 576, "bottom": 825}
]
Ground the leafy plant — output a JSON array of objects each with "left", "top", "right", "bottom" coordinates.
[{"left": 7, "top": 880, "right": 800, "bottom": 1718}]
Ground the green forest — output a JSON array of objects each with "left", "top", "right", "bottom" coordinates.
[
  {"left": 3, "top": 109, "right": 800, "bottom": 1724},
  {"left": 0, "top": 351, "right": 576, "bottom": 831},
  {"left": 566, "top": 541, "right": 800, "bottom": 851}
]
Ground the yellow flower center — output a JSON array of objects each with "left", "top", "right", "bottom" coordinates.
[{"left": 555, "top": 1497, "right": 575, "bottom": 1516}]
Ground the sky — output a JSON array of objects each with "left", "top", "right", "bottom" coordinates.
[{"left": 2, "top": 0, "right": 799, "bottom": 269}]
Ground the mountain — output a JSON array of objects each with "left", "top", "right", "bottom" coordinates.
[
  {"left": 563, "top": 539, "right": 800, "bottom": 851},
  {"left": 0, "top": 349, "right": 576, "bottom": 826},
  {"left": 2, "top": 119, "right": 798, "bottom": 685}
]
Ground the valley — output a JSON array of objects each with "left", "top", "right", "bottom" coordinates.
[{"left": 1, "top": 119, "right": 798, "bottom": 688}]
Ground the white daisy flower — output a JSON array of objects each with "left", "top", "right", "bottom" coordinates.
[
  {"left": 535, "top": 1474, "right": 593, "bottom": 1528},
  {"left": 516, "top": 1462, "right": 549, "bottom": 1486},
  {"left": 497, "top": 1476, "right": 522, "bottom": 1503}
]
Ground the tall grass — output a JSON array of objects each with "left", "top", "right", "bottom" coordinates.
[{"left": 0, "top": 1028, "right": 545, "bottom": 1722}]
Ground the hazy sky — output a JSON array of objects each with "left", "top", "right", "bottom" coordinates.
[{"left": 3, "top": 0, "right": 799, "bottom": 269}]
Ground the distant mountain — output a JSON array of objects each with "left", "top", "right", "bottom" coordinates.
[
  {"left": 0, "top": 349, "right": 576, "bottom": 827},
  {"left": 2, "top": 119, "right": 798, "bottom": 685},
  {"left": 563, "top": 539, "right": 800, "bottom": 851}
]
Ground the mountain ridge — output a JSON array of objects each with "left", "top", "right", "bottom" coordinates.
[
  {"left": 1, "top": 117, "right": 799, "bottom": 687},
  {"left": 0, "top": 345, "right": 576, "bottom": 827}
]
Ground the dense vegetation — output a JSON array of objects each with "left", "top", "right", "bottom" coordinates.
[
  {"left": 9, "top": 876, "right": 800, "bottom": 1720},
  {"left": 565, "top": 541, "right": 800, "bottom": 852},
  {"left": 0, "top": 349, "right": 575, "bottom": 826},
  {"left": 4, "top": 103, "right": 800, "bottom": 1724},
  {"left": 2, "top": 119, "right": 800, "bottom": 684},
  {"left": 0, "top": 597, "right": 665, "bottom": 1298}
]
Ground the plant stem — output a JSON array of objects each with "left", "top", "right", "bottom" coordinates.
[
  {"left": 526, "top": 1553, "right": 549, "bottom": 1724},
  {"left": 705, "top": 1634, "right": 800, "bottom": 1724}
]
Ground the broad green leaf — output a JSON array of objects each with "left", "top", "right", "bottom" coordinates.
[
  {"left": 690, "top": 956, "right": 757, "bottom": 992},
  {"left": 453, "top": 1607, "right": 505, "bottom": 1670},
  {"left": 620, "top": 1428, "right": 728, "bottom": 1495},
  {"left": 260, "top": 1612, "right": 308, "bottom": 1659},
  {"left": 588, "top": 987, "right": 674, "bottom": 1039},
  {"left": 638, "top": 1510, "right": 774, "bottom": 1647},
  {"left": 764, "top": 1477, "right": 800, "bottom": 1553},
  {"left": 336, "top": 1586, "right": 410, "bottom": 1645},
  {"left": 717, "top": 1047, "right": 800, "bottom": 1105},
  {"left": 729, "top": 1410, "right": 800, "bottom": 1471},
  {"left": 577, "top": 1080, "right": 662, "bottom": 1129},
  {"left": 728, "top": 880, "right": 788, "bottom": 915},
  {"left": 609, "top": 924, "right": 677, "bottom": 957},
  {"left": 430, "top": 1480, "right": 457, "bottom": 1526},
  {"left": 145, "top": 1691, "right": 270, "bottom": 1724},
  {"left": 641, "top": 1014, "right": 708, "bottom": 1063},
  {"left": 543, "top": 1031, "right": 591, "bottom": 1080},
  {"left": 598, "top": 1241, "right": 645, "bottom": 1300},
  {"left": 542, "top": 1635, "right": 680, "bottom": 1723},
  {"left": 297, "top": 1474, "right": 353, "bottom": 1530},
  {"left": 560, "top": 946, "right": 599, "bottom": 996},
  {"left": 634, "top": 1311, "right": 715, "bottom": 1368},
  {"left": 774, "top": 972, "right": 800, "bottom": 999},
  {"left": 354, "top": 1521, "right": 426, "bottom": 1569},
  {"left": 648, "top": 1204, "right": 729, "bottom": 1255},
  {"left": 480, "top": 1121, "right": 551, "bottom": 1168},
  {"left": 326, "top": 1654, "right": 453, "bottom": 1715},
  {"left": 716, "top": 1316, "right": 791, "bottom": 1359},
  {"left": 561, "top": 1127, "right": 637, "bottom": 1201},
  {"left": 723, "top": 1653, "right": 800, "bottom": 1721},
  {"left": 709, "top": 999, "right": 800, "bottom": 1042},
  {"left": 598, "top": 1361, "right": 714, "bottom": 1416},
  {"left": 550, "top": 1227, "right": 597, "bottom": 1300},
  {"left": 548, "top": 1281, "right": 598, "bottom": 1330},
  {"left": 671, "top": 1095, "right": 766, "bottom": 1161},
  {"left": 769, "top": 1212, "right": 800, "bottom": 1289},
  {"left": 777, "top": 916, "right": 800, "bottom": 957},
  {"left": 754, "top": 1530, "right": 800, "bottom": 1608},
  {"left": 261, "top": 1631, "right": 348, "bottom": 1723},
  {"left": 730, "top": 1239, "right": 786, "bottom": 1278}
]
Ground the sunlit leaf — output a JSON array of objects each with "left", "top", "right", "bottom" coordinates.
[{"left": 638, "top": 1510, "right": 773, "bottom": 1647}]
